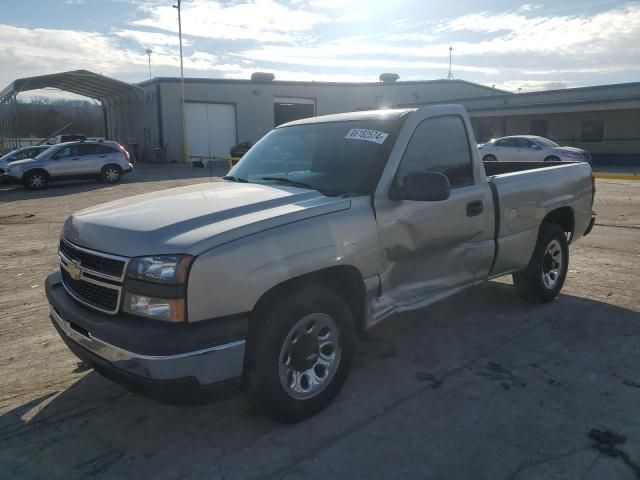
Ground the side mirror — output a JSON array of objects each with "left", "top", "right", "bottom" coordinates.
[{"left": 390, "top": 171, "right": 451, "bottom": 202}]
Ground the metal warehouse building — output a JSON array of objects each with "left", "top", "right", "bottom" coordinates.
[
  {"left": 1, "top": 70, "right": 639, "bottom": 166},
  {"left": 126, "top": 74, "right": 500, "bottom": 164}
]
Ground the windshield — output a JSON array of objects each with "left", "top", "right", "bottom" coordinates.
[
  {"left": 535, "top": 137, "right": 560, "bottom": 147},
  {"left": 0, "top": 149, "right": 18, "bottom": 162},
  {"left": 229, "top": 118, "right": 404, "bottom": 195},
  {"left": 34, "top": 145, "right": 56, "bottom": 159}
]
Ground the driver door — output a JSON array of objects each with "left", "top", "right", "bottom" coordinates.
[
  {"left": 373, "top": 106, "right": 495, "bottom": 317},
  {"left": 48, "top": 145, "right": 81, "bottom": 177}
]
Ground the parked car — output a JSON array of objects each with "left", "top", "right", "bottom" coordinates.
[
  {"left": 230, "top": 141, "right": 254, "bottom": 158},
  {"left": 479, "top": 135, "right": 591, "bottom": 163},
  {"left": 0, "top": 145, "right": 51, "bottom": 179},
  {"left": 2, "top": 140, "right": 133, "bottom": 190},
  {"left": 45, "top": 105, "right": 595, "bottom": 422}
]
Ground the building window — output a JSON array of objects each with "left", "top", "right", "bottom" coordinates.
[
  {"left": 580, "top": 119, "right": 605, "bottom": 142},
  {"left": 530, "top": 119, "right": 548, "bottom": 137},
  {"left": 274, "top": 97, "right": 315, "bottom": 126}
]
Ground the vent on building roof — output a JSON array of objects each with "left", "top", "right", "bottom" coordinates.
[
  {"left": 379, "top": 73, "right": 400, "bottom": 83},
  {"left": 251, "top": 72, "right": 275, "bottom": 83}
]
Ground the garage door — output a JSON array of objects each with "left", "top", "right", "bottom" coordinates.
[{"left": 185, "top": 103, "right": 237, "bottom": 163}]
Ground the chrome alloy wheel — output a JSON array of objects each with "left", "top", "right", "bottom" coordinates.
[
  {"left": 542, "top": 239, "right": 563, "bottom": 289},
  {"left": 278, "top": 313, "right": 341, "bottom": 400},
  {"left": 29, "top": 174, "right": 45, "bottom": 189},
  {"left": 104, "top": 168, "right": 120, "bottom": 182}
]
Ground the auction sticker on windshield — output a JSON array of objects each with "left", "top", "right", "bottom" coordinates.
[{"left": 344, "top": 129, "right": 389, "bottom": 144}]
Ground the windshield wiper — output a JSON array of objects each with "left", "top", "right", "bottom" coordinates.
[
  {"left": 222, "top": 175, "right": 249, "bottom": 183},
  {"left": 261, "top": 176, "right": 350, "bottom": 197},
  {"left": 261, "top": 176, "right": 318, "bottom": 190}
]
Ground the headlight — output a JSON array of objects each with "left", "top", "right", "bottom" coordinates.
[
  {"left": 563, "top": 151, "right": 583, "bottom": 159},
  {"left": 123, "top": 293, "right": 185, "bottom": 322},
  {"left": 127, "top": 255, "right": 193, "bottom": 284}
]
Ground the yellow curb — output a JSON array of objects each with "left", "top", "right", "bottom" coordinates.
[{"left": 594, "top": 172, "right": 640, "bottom": 180}]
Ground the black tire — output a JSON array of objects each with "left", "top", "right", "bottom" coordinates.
[
  {"left": 513, "top": 223, "right": 569, "bottom": 303},
  {"left": 483, "top": 154, "right": 498, "bottom": 162},
  {"left": 544, "top": 155, "right": 561, "bottom": 162},
  {"left": 244, "top": 284, "right": 355, "bottom": 423},
  {"left": 101, "top": 165, "right": 122, "bottom": 184},
  {"left": 23, "top": 170, "right": 49, "bottom": 190}
]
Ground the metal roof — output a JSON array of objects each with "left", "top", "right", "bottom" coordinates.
[
  {"left": 0, "top": 70, "right": 144, "bottom": 104},
  {"left": 138, "top": 76, "right": 508, "bottom": 94}
]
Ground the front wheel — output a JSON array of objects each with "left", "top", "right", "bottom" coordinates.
[
  {"left": 245, "top": 285, "right": 355, "bottom": 422},
  {"left": 513, "top": 223, "right": 569, "bottom": 303},
  {"left": 24, "top": 170, "right": 48, "bottom": 190},
  {"left": 544, "top": 155, "right": 561, "bottom": 162},
  {"left": 483, "top": 154, "right": 498, "bottom": 162}
]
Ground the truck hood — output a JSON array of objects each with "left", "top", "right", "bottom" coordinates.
[{"left": 63, "top": 181, "right": 352, "bottom": 257}]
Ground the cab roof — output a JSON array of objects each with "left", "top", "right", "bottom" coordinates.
[{"left": 278, "top": 108, "right": 417, "bottom": 128}]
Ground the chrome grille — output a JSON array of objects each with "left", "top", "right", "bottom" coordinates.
[
  {"left": 58, "top": 238, "right": 128, "bottom": 314},
  {"left": 61, "top": 268, "right": 120, "bottom": 313},
  {"left": 59, "top": 238, "right": 126, "bottom": 280}
]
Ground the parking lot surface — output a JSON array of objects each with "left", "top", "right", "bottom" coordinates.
[{"left": 1, "top": 165, "right": 639, "bottom": 479}]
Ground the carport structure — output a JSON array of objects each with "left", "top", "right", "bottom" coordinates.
[{"left": 0, "top": 70, "right": 144, "bottom": 155}]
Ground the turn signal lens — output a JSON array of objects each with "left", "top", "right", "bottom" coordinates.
[{"left": 123, "top": 293, "right": 185, "bottom": 322}]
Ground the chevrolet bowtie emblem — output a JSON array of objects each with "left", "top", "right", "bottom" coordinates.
[{"left": 67, "top": 260, "right": 82, "bottom": 281}]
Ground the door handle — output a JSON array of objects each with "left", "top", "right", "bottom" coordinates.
[
  {"left": 466, "top": 200, "right": 484, "bottom": 217},
  {"left": 72, "top": 157, "right": 80, "bottom": 161}
]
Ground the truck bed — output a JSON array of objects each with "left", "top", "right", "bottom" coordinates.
[{"left": 483, "top": 160, "right": 594, "bottom": 277}]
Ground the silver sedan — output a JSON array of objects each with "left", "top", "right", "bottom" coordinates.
[{"left": 479, "top": 135, "right": 591, "bottom": 163}]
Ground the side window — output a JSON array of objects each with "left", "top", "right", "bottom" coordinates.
[
  {"left": 54, "top": 147, "right": 71, "bottom": 158},
  {"left": 397, "top": 115, "right": 474, "bottom": 188},
  {"left": 53, "top": 145, "right": 80, "bottom": 158},
  {"left": 14, "top": 150, "right": 29, "bottom": 160},
  {"left": 78, "top": 144, "right": 99, "bottom": 156},
  {"left": 96, "top": 145, "right": 118, "bottom": 154},
  {"left": 495, "top": 138, "right": 514, "bottom": 147}
]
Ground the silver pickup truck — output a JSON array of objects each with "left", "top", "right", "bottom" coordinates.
[{"left": 45, "top": 105, "right": 595, "bottom": 422}]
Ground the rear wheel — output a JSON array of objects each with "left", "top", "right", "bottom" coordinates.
[
  {"left": 483, "top": 154, "right": 498, "bottom": 162},
  {"left": 24, "top": 170, "right": 48, "bottom": 190},
  {"left": 245, "top": 285, "right": 355, "bottom": 422},
  {"left": 513, "top": 223, "right": 568, "bottom": 303},
  {"left": 101, "top": 165, "right": 122, "bottom": 184},
  {"left": 544, "top": 155, "right": 561, "bottom": 162}
]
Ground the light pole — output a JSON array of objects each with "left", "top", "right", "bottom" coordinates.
[
  {"left": 447, "top": 46, "right": 454, "bottom": 80},
  {"left": 173, "top": 0, "right": 188, "bottom": 163},
  {"left": 145, "top": 48, "right": 152, "bottom": 79}
]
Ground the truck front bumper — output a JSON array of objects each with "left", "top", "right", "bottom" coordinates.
[{"left": 46, "top": 271, "right": 247, "bottom": 403}]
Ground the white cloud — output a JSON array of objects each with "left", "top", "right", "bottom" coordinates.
[
  {"left": 113, "top": 29, "right": 191, "bottom": 48},
  {"left": 131, "top": 0, "right": 330, "bottom": 43}
]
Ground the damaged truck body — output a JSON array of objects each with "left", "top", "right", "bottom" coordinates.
[{"left": 46, "top": 105, "right": 596, "bottom": 422}]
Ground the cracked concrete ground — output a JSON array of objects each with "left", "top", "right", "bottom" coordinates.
[{"left": 1, "top": 167, "right": 639, "bottom": 479}]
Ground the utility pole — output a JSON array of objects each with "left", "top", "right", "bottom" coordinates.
[
  {"left": 145, "top": 48, "right": 153, "bottom": 79},
  {"left": 447, "top": 46, "right": 454, "bottom": 80},
  {"left": 173, "top": 0, "right": 188, "bottom": 163}
]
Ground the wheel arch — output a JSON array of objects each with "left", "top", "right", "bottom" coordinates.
[
  {"left": 542, "top": 206, "right": 575, "bottom": 240},
  {"left": 250, "top": 265, "right": 368, "bottom": 334}
]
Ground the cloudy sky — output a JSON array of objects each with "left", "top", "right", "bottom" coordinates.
[{"left": 2, "top": 0, "right": 640, "bottom": 97}]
